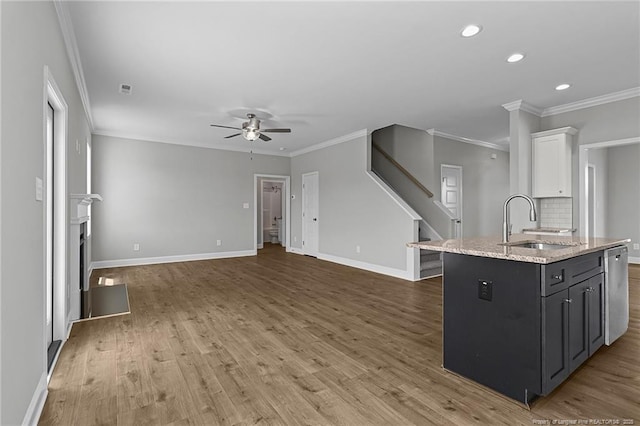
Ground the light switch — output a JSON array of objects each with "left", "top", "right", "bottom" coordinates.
[
  {"left": 243, "top": 203, "right": 249, "bottom": 209},
  {"left": 35, "top": 177, "right": 43, "bottom": 201}
]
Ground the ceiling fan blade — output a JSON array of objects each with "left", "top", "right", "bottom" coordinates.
[
  {"left": 261, "top": 128, "right": 291, "bottom": 133},
  {"left": 210, "top": 124, "right": 242, "bottom": 131},
  {"left": 259, "top": 133, "right": 272, "bottom": 142},
  {"left": 224, "top": 133, "right": 242, "bottom": 139}
]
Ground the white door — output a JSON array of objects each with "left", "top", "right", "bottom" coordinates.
[
  {"left": 302, "top": 172, "right": 319, "bottom": 257},
  {"left": 441, "top": 165, "right": 463, "bottom": 238}
]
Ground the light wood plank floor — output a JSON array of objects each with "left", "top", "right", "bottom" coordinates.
[{"left": 40, "top": 246, "right": 640, "bottom": 425}]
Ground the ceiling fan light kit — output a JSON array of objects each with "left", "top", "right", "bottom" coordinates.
[{"left": 210, "top": 113, "right": 291, "bottom": 142}]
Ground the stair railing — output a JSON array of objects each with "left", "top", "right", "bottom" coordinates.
[{"left": 372, "top": 142, "right": 433, "bottom": 198}]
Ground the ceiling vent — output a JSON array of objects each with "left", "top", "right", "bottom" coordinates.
[{"left": 119, "top": 84, "right": 132, "bottom": 95}]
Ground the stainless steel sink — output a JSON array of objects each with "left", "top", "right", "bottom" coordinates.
[{"left": 499, "top": 241, "right": 579, "bottom": 250}]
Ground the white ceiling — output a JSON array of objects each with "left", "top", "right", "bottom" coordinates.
[{"left": 64, "top": 1, "right": 640, "bottom": 155}]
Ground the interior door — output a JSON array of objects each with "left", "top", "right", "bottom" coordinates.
[
  {"left": 441, "top": 165, "right": 463, "bottom": 238},
  {"left": 302, "top": 172, "right": 319, "bottom": 257}
]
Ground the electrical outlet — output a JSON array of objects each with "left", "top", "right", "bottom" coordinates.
[
  {"left": 133, "top": 243, "right": 140, "bottom": 251},
  {"left": 478, "top": 280, "right": 492, "bottom": 301},
  {"left": 243, "top": 203, "right": 249, "bottom": 209},
  {"left": 356, "top": 245, "right": 361, "bottom": 253},
  {"left": 634, "top": 243, "right": 639, "bottom": 250},
  {"left": 217, "top": 240, "right": 222, "bottom": 246}
]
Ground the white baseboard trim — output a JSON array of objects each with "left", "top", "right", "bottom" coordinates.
[
  {"left": 257, "top": 243, "right": 264, "bottom": 249},
  {"left": 317, "top": 253, "right": 411, "bottom": 281},
  {"left": 22, "top": 372, "right": 48, "bottom": 426},
  {"left": 91, "top": 249, "right": 256, "bottom": 269},
  {"left": 287, "top": 247, "right": 305, "bottom": 255},
  {"left": 629, "top": 256, "right": 640, "bottom": 265}
]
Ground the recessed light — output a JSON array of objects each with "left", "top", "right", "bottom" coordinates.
[
  {"left": 507, "top": 53, "right": 525, "bottom": 63},
  {"left": 279, "top": 147, "right": 287, "bottom": 151},
  {"left": 461, "top": 24, "right": 482, "bottom": 38},
  {"left": 555, "top": 83, "right": 571, "bottom": 91}
]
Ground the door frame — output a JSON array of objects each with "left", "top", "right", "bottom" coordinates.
[
  {"left": 440, "top": 164, "right": 463, "bottom": 238},
  {"left": 43, "top": 67, "right": 68, "bottom": 362},
  {"left": 254, "top": 174, "right": 290, "bottom": 251},
  {"left": 301, "top": 171, "right": 320, "bottom": 257},
  {"left": 579, "top": 136, "right": 640, "bottom": 240}
]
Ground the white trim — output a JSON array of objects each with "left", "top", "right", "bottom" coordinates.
[
  {"left": 531, "top": 126, "right": 578, "bottom": 138},
  {"left": 21, "top": 372, "right": 48, "bottom": 426},
  {"left": 501, "top": 99, "right": 544, "bottom": 116},
  {"left": 287, "top": 246, "right": 305, "bottom": 255},
  {"left": 257, "top": 243, "right": 264, "bottom": 249},
  {"left": 290, "top": 129, "right": 368, "bottom": 157},
  {"left": 427, "top": 128, "right": 509, "bottom": 152},
  {"left": 440, "top": 164, "right": 463, "bottom": 238},
  {"left": 0, "top": 2, "right": 3, "bottom": 421},
  {"left": 317, "top": 253, "right": 411, "bottom": 281},
  {"left": 92, "top": 130, "right": 290, "bottom": 157},
  {"left": 53, "top": 0, "right": 94, "bottom": 130},
  {"left": 419, "top": 219, "right": 442, "bottom": 241},
  {"left": 541, "top": 87, "right": 640, "bottom": 117},
  {"left": 433, "top": 200, "right": 457, "bottom": 220},
  {"left": 91, "top": 250, "right": 255, "bottom": 269},
  {"left": 578, "top": 136, "right": 640, "bottom": 150},
  {"left": 366, "top": 171, "right": 422, "bottom": 220},
  {"left": 629, "top": 257, "right": 640, "bottom": 265}
]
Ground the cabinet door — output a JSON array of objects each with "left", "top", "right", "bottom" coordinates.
[
  {"left": 569, "top": 280, "right": 590, "bottom": 372},
  {"left": 588, "top": 274, "right": 605, "bottom": 354},
  {"left": 532, "top": 134, "right": 572, "bottom": 198},
  {"left": 542, "top": 290, "right": 570, "bottom": 393}
]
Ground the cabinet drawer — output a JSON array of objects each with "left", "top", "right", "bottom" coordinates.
[
  {"left": 568, "top": 252, "right": 603, "bottom": 283},
  {"left": 541, "top": 263, "right": 569, "bottom": 296},
  {"left": 541, "top": 251, "right": 604, "bottom": 296}
]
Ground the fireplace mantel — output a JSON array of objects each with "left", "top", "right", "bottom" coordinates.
[{"left": 70, "top": 193, "right": 103, "bottom": 224}]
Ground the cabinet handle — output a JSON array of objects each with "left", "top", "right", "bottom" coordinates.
[
  {"left": 585, "top": 287, "right": 594, "bottom": 293},
  {"left": 552, "top": 274, "right": 562, "bottom": 280},
  {"left": 563, "top": 298, "right": 572, "bottom": 303}
]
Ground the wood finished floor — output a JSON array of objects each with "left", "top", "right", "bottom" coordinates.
[{"left": 40, "top": 246, "right": 640, "bottom": 425}]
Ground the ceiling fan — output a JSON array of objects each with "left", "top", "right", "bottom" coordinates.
[{"left": 210, "top": 113, "right": 291, "bottom": 142}]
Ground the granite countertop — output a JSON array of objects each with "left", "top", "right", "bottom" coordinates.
[{"left": 407, "top": 234, "right": 630, "bottom": 264}]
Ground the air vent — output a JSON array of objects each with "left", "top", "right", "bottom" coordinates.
[{"left": 119, "top": 83, "right": 132, "bottom": 95}]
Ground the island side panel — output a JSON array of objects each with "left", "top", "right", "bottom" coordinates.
[{"left": 442, "top": 253, "right": 542, "bottom": 402}]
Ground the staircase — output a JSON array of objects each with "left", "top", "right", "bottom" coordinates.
[{"left": 420, "top": 249, "right": 442, "bottom": 279}]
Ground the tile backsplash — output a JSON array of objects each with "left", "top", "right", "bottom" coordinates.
[{"left": 539, "top": 198, "right": 573, "bottom": 229}]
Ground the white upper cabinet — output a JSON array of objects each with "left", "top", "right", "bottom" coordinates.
[{"left": 531, "top": 127, "right": 577, "bottom": 198}]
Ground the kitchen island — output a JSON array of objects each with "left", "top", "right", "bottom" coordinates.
[{"left": 408, "top": 234, "right": 630, "bottom": 405}]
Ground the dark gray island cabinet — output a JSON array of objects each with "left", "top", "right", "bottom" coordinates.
[{"left": 443, "top": 250, "right": 605, "bottom": 404}]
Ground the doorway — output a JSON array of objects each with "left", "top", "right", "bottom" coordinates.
[
  {"left": 302, "top": 171, "right": 319, "bottom": 257},
  {"left": 254, "top": 174, "right": 290, "bottom": 252},
  {"left": 44, "top": 68, "right": 68, "bottom": 373},
  {"left": 441, "top": 164, "right": 463, "bottom": 238}
]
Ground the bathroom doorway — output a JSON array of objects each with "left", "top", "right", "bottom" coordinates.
[{"left": 254, "top": 174, "right": 290, "bottom": 251}]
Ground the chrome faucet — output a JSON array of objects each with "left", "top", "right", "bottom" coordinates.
[{"left": 502, "top": 194, "right": 537, "bottom": 243}]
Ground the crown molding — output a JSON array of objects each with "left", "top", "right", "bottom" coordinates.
[
  {"left": 427, "top": 129, "right": 509, "bottom": 152},
  {"left": 541, "top": 87, "right": 640, "bottom": 117},
  {"left": 54, "top": 0, "right": 94, "bottom": 130},
  {"left": 92, "top": 130, "right": 291, "bottom": 157},
  {"left": 501, "top": 99, "right": 543, "bottom": 116},
  {"left": 289, "top": 129, "right": 368, "bottom": 157}
]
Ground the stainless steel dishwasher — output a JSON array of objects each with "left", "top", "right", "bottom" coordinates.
[{"left": 604, "top": 245, "right": 629, "bottom": 345}]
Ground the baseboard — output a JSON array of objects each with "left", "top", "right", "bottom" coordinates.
[
  {"left": 317, "top": 253, "right": 411, "bottom": 281},
  {"left": 257, "top": 243, "right": 264, "bottom": 249},
  {"left": 22, "top": 371, "right": 48, "bottom": 426},
  {"left": 91, "top": 249, "right": 256, "bottom": 269},
  {"left": 629, "top": 257, "right": 640, "bottom": 265},
  {"left": 287, "top": 247, "right": 305, "bottom": 255}
]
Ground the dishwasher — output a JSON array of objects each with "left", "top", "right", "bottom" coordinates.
[{"left": 604, "top": 245, "right": 629, "bottom": 345}]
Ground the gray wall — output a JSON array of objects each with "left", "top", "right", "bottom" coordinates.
[
  {"left": 1, "top": 1, "right": 90, "bottom": 423},
  {"left": 433, "top": 136, "right": 509, "bottom": 237},
  {"left": 540, "top": 97, "right": 640, "bottom": 232},
  {"left": 91, "top": 135, "right": 290, "bottom": 262},
  {"left": 290, "top": 134, "right": 415, "bottom": 271},
  {"left": 606, "top": 144, "right": 640, "bottom": 259}
]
